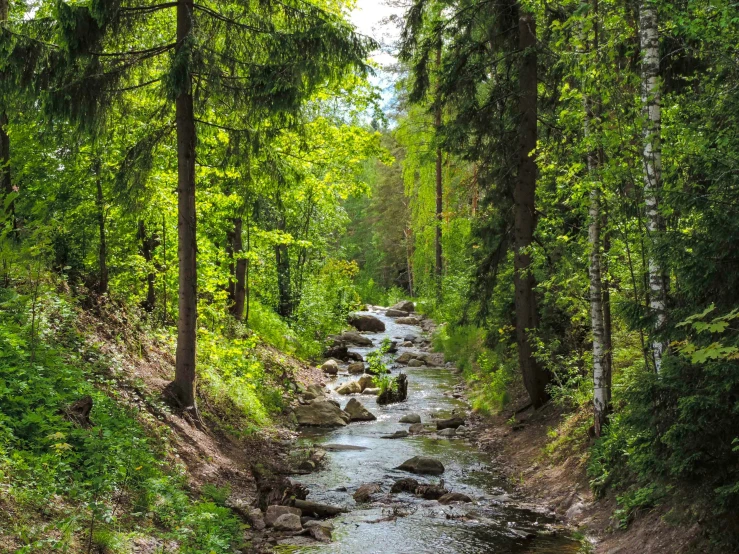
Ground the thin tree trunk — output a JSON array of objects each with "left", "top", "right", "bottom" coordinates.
[
  {"left": 602, "top": 225, "right": 613, "bottom": 404},
  {"left": 434, "top": 44, "right": 443, "bottom": 292},
  {"left": 94, "top": 159, "right": 108, "bottom": 294},
  {"left": 0, "top": 0, "right": 11, "bottom": 231},
  {"left": 138, "top": 220, "right": 159, "bottom": 312},
  {"left": 275, "top": 242, "right": 292, "bottom": 318},
  {"left": 226, "top": 227, "right": 235, "bottom": 306},
  {"left": 640, "top": 0, "right": 667, "bottom": 372},
  {"left": 514, "top": 11, "right": 550, "bottom": 408},
  {"left": 231, "top": 217, "right": 246, "bottom": 320},
  {"left": 245, "top": 212, "right": 251, "bottom": 325},
  {"left": 173, "top": 0, "right": 197, "bottom": 408}
]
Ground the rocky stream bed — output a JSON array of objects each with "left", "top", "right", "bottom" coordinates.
[{"left": 257, "top": 305, "right": 582, "bottom": 553}]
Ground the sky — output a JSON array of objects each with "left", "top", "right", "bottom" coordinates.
[{"left": 349, "top": 0, "right": 405, "bottom": 110}]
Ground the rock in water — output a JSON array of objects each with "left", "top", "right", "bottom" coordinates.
[
  {"left": 294, "top": 401, "right": 350, "bottom": 427},
  {"left": 381, "top": 430, "right": 409, "bottom": 439},
  {"left": 399, "top": 413, "right": 421, "bottom": 424},
  {"left": 396, "top": 316, "right": 422, "bottom": 325},
  {"left": 391, "top": 300, "right": 415, "bottom": 313},
  {"left": 339, "top": 332, "right": 374, "bottom": 347},
  {"left": 336, "top": 381, "right": 362, "bottom": 395},
  {"left": 347, "top": 362, "right": 365, "bottom": 374},
  {"left": 386, "top": 309, "right": 409, "bottom": 317},
  {"left": 397, "top": 456, "right": 445, "bottom": 475},
  {"left": 390, "top": 478, "right": 420, "bottom": 493},
  {"left": 416, "top": 483, "right": 449, "bottom": 500},
  {"left": 346, "top": 351, "right": 364, "bottom": 362},
  {"left": 353, "top": 483, "right": 381, "bottom": 502},
  {"left": 265, "top": 505, "right": 302, "bottom": 527},
  {"left": 304, "top": 520, "right": 333, "bottom": 542},
  {"left": 377, "top": 373, "right": 408, "bottom": 405},
  {"left": 293, "top": 499, "right": 347, "bottom": 518},
  {"left": 320, "top": 359, "right": 339, "bottom": 375},
  {"left": 436, "top": 416, "right": 465, "bottom": 430},
  {"left": 408, "top": 359, "right": 426, "bottom": 367},
  {"left": 358, "top": 374, "right": 376, "bottom": 390},
  {"left": 438, "top": 492, "right": 472, "bottom": 504},
  {"left": 408, "top": 423, "right": 425, "bottom": 434},
  {"left": 438, "top": 428, "right": 456, "bottom": 437},
  {"left": 348, "top": 314, "right": 386, "bottom": 332},
  {"left": 344, "top": 398, "right": 377, "bottom": 421},
  {"left": 273, "top": 513, "right": 302, "bottom": 532}
]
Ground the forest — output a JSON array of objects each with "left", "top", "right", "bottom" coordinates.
[{"left": 1, "top": 0, "right": 739, "bottom": 552}]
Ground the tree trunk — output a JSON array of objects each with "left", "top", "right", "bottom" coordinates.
[
  {"left": 0, "top": 0, "right": 13, "bottom": 230},
  {"left": 138, "top": 220, "right": 159, "bottom": 312},
  {"left": 173, "top": 0, "right": 197, "bottom": 408},
  {"left": 603, "top": 225, "right": 613, "bottom": 404},
  {"left": 434, "top": 44, "right": 443, "bottom": 292},
  {"left": 94, "top": 159, "right": 108, "bottom": 294},
  {"left": 231, "top": 217, "right": 246, "bottom": 320},
  {"left": 275, "top": 241, "right": 292, "bottom": 318},
  {"left": 640, "top": 0, "right": 667, "bottom": 372},
  {"left": 514, "top": 11, "right": 549, "bottom": 408},
  {"left": 245, "top": 212, "right": 251, "bottom": 325}
]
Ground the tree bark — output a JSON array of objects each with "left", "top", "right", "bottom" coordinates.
[
  {"left": 434, "top": 44, "right": 443, "bottom": 292},
  {"left": 230, "top": 217, "right": 246, "bottom": 320},
  {"left": 640, "top": 0, "right": 667, "bottom": 372},
  {"left": 0, "top": 0, "right": 13, "bottom": 230},
  {"left": 514, "top": 11, "right": 549, "bottom": 408},
  {"left": 173, "top": 0, "right": 197, "bottom": 408},
  {"left": 94, "top": 159, "right": 108, "bottom": 294}
]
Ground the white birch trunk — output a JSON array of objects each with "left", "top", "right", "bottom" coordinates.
[{"left": 640, "top": 0, "right": 667, "bottom": 372}]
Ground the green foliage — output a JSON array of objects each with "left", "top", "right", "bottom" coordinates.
[{"left": 366, "top": 338, "right": 392, "bottom": 375}]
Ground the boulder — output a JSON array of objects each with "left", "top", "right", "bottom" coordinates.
[
  {"left": 336, "top": 381, "right": 362, "bottom": 395},
  {"left": 391, "top": 300, "right": 415, "bottom": 313},
  {"left": 403, "top": 334, "right": 418, "bottom": 342},
  {"left": 273, "top": 513, "right": 302, "bottom": 532},
  {"left": 348, "top": 314, "right": 386, "bottom": 333},
  {"left": 320, "top": 359, "right": 339, "bottom": 375},
  {"left": 436, "top": 416, "right": 465, "bottom": 430},
  {"left": 399, "top": 413, "right": 421, "bottom": 424},
  {"left": 416, "top": 483, "right": 449, "bottom": 500},
  {"left": 456, "top": 425, "right": 469, "bottom": 435},
  {"left": 324, "top": 344, "right": 348, "bottom": 360},
  {"left": 304, "top": 520, "right": 333, "bottom": 542},
  {"left": 247, "top": 508, "right": 266, "bottom": 531},
  {"left": 390, "top": 477, "right": 419, "bottom": 494},
  {"left": 381, "top": 430, "right": 409, "bottom": 439},
  {"left": 294, "top": 401, "right": 350, "bottom": 427},
  {"left": 395, "top": 352, "right": 415, "bottom": 364},
  {"left": 408, "top": 359, "right": 426, "bottom": 367},
  {"left": 400, "top": 341, "right": 414, "bottom": 347},
  {"left": 293, "top": 499, "right": 348, "bottom": 518},
  {"left": 358, "top": 374, "right": 376, "bottom": 390},
  {"left": 362, "top": 387, "right": 380, "bottom": 395},
  {"left": 339, "top": 331, "right": 373, "bottom": 347},
  {"left": 419, "top": 352, "right": 446, "bottom": 366},
  {"left": 396, "top": 316, "right": 422, "bottom": 325},
  {"left": 347, "top": 362, "right": 365, "bottom": 374},
  {"left": 346, "top": 351, "right": 364, "bottom": 362},
  {"left": 265, "top": 505, "right": 302, "bottom": 527},
  {"left": 353, "top": 483, "right": 381, "bottom": 503},
  {"left": 397, "top": 456, "right": 445, "bottom": 475},
  {"left": 438, "top": 492, "right": 473, "bottom": 504},
  {"left": 386, "top": 309, "right": 409, "bottom": 318},
  {"left": 438, "top": 428, "right": 456, "bottom": 438},
  {"left": 408, "top": 423, "right": 425, "bottom": 434},
  {"left": 322, "top": 444, "right": 369, "bottom": 452},
  {"left": 344, "top": 398, "right": 377, "bottom": 421}
]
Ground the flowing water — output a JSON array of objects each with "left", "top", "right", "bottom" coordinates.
[{"left": 282, "top": 309, "right": 581, "bottom": 554}]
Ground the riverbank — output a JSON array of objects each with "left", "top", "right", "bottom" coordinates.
[{"left": 470, "top": 381, "right": 710, "bottom": 554}]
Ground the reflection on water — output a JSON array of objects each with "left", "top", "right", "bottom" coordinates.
[{"left": 284, "top": 311, "right": 581, "bottom": 554}]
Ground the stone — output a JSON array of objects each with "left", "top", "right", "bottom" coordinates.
[
  {"left": 304, "top": 520, "right": 333, "bottom": 542},
  {"left": 324, "top": 344, "right": 348, "bottom": 360},
  {"left": 247, "top": 508, "right": 266, "bottom": 531},
  {"left": 273, "top": 513, "right": 302, "bottom": 532},
  {"left": 399, "top": 413, "right": 421, "bottom": 424},
  {"left": 436, "top": 416, "right": 465, "bottom": 430},
  {"left": 358, "top": 374, "right": 376, "bottom": 390},
  {"left": 297, "top": 459, "right": 316, "bottom": 472},
  {"left": 438, "top": 492, "right": 473, "bottom": 505},
  {"left": 265, "top": 505, "right": 302, "bottom": 527},
  {"left": 391, "top": 300, "right": 415, "bottom": 313},
  {"left": 396, "top": 316, "right": 422, "bottom": 325},
  {"left": 346, "top": 351, "right": 364, "bottom": 362},
  {"left": 456, "top": 425, "right": 469, "bottom": 434},
  {"left": 304, "top": 520, "right": 335, "bottom": 532},
  {"left": 362, "top": 387, "right": 380, "bottom": 395},
  {"left": 348, "top": 314, "right": 386, "bottom": 333},
  {"left": 381, "top": 430, "right": 409, "bottom": 439},
  {"left": 294, "top": 401, "right": 350, "bottom": 427},
  {"left": 416, "top": 483, "right": 449, "bottom": 500},
  {"left": 294, "top": 499, "right": 348, "bottom": 518},
  {"left": 339, "top": 332, "right": 373, "bottom": 347},
  {"left": 386, "top": 309, "right": 409, "bottom": 318},
  {"left": 336, "top": 381, "right": 362, "bottom": 395},
  {"left": 322, "top": 444, "right": 369, "bottom": 451},
  {"left": 438, "top": 428, "right": 456, "bottom": 438},
  {"left": 408, "top": 359, "right": 426, "bottom": 367},
  {"left": 403, "top": 334, "right": 418, "bottom": 342},
  {"left": 408, "top": 423, "right": 424, "bottom": 434},
  {"left": 395, "top": 352, "right": 415, "bottom": 364},
  {"left": 344, "top": 398, "right": 377, "bottom": 421},
  {"left": 353, "top": 483, "right": 381, "bottom": 503},
  {"left": 400, "top": 341, "right": 414, "bottom": 347},
  {"left": 397, "top": 456, "right": 445, "bottom": 475},
  {"left": 320, "top": 359, "right": 339, "bottom": 375},
  {"left": 347, "top": 362, "right": 365, "bottom": 374},
  {"left": 390, "top": 478, "right": 419, "bottom": 494}
]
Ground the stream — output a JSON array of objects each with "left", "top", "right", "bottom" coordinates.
[{"left": 282, "top": 308, "right": 580, "bottom": 554}]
